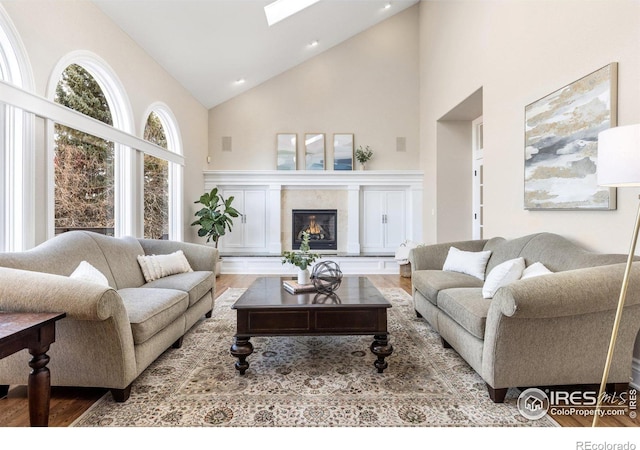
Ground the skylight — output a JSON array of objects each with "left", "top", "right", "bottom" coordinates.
[{"left": 264, "top": 0, "right": 322, "bottom": 26}]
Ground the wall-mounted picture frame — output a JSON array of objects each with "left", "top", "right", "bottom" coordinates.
[
  {"left": 333, "top": 133, "right": 354, "bottom": 170},
  {"left": 277, "top": 133, "right": 297, "bottom": 170},
  {"left": 305, "top": 133, "right": 325, "bottom": 170},
  {"left": 524, "top": 63, "right": 617, "bottom": 210}
]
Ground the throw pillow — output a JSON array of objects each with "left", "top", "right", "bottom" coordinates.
[
  {"left": 137, "top": 250, "right": 193, "bottom": 282},
  {"left": 521, "top": 261, "right": 553, "bottom": 279},
  {"left": 70, "top": 260, "right": 109, "bottom": 287},
  {"left": 442, "top": 246, "right": 492, "bottom": 280},
  {"left": 482, "top": 257, "right": 525, "bottom": 299}
]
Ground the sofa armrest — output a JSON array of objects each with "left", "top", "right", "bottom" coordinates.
[
  {"left": 137, "top": 239, "right": 218, "bottom": 272},
  {"left": 408, "top": 239, "right": 488, "bottom": 271},
  {"left": 0, "top": 267, "right": 125, "bottom": 321},
  {"left": 493, "top": 262, "right": 640, "bottom": 319}
]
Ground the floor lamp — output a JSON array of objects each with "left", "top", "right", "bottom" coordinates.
[{"left": 593, "top": 123, "right": 640, "bottom": 427}]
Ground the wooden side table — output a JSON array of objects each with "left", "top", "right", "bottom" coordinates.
[{"left": 0, "top": 312, "right": 66, "bottom": 427}]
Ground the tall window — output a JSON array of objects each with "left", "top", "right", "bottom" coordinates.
[
  {"left": 143, "top": 112, "right": 169, "bottom": 239},
  {"left": 54, "top": 64, "right": 115, "bottom": 235}
]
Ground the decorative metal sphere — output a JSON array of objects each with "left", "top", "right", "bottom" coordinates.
[{"left": 312, "top": 260, "right": 342, "bottom": 294}]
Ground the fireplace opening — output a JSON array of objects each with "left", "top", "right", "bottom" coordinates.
[{"left": 292, "top": 209, "right": 337, "bottom": 251}]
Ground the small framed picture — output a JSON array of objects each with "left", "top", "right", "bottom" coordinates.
[
  {"left": 277, "top": 133, "right": 296, "bottom": 170},
  {"left": 333, "top": 133, "right": 354, "bottom": 170},
  {"left": 305, "top": 133, "right": 325, "bottom": 170}
]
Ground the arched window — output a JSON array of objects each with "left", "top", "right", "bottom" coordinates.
[
  {"left": 143, "top": 112, "right": 169, "bottom": 239},
  {"left": 0, "top": 5, "right": 34, "bottom": 251},
  {"left": 142, "top": 104, "right": 183, "bottom": 241},
  {"left": 47, "top": 51, "right": 134, "bottom": 238}
]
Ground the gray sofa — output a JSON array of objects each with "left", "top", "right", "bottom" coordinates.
[
  {"left": 0, "top": 231, "right": 217, "bottom": 402},
  {"left": 409, "top": 232, "right": 640, "bottom": 402}
]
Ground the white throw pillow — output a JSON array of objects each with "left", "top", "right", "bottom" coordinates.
[
  {"left": 442, "top": 246, "right": 492, "bottom": 280},
  {"left": 137, "top": 250, "right": 193, "bottom": 282},
  {"left": 521, "top": 261, "right": 553, "bottom": 279},
  {"left": 482, "top": 257, "right": 525, "bottom": 299},
  {"left": 70, "top": 260, "right": 109, "bottom": 287}
]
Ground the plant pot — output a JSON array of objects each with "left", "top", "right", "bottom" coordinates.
[{"left": 297, "top": 268, "right": 311, "bottom": 285}]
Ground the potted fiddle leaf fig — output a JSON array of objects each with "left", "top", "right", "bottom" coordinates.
[{"left": 191, "top": 187, "right": 240, "bottom": 276}]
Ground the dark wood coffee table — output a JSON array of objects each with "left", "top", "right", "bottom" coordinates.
[{"left": 230, "top": 276, "right": 393, "bottom": 375}]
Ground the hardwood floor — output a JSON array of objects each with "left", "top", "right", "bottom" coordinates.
[{"left": 0, "top": 274, "right": 636, "bottom": 427}]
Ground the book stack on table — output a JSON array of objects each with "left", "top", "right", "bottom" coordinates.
[{"left": 282, "top": 279, "right": 317, "bottom": 294}]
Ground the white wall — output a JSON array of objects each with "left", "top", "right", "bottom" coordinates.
[
  {"left": 208, "top": 5, "right": 420, "bottom": 172},
  {"left": 1, "top": 0, "right": 209, "bottom": 243},
  {"left": 419, "top": 0, "right": 640, "bottom": 255}
]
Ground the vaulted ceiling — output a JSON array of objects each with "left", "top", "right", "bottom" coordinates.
[{"left": 92, "top": 0, "right": 419, "bottom": 109}]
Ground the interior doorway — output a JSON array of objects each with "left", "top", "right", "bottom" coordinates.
[{"left": 472, "top": 116, "right": 483, "bottom": 239}]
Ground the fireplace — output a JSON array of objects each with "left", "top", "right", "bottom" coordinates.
[{"left": 292, "top": 209, "right": 337, "bottom": 251}]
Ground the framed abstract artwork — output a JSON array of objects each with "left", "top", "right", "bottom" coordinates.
[
  {"left": 524, "top": 63, "right": 618, "bottom": 210},
  {"left": 305, "top": 133, "right": 325, "bottom": 170},
  {"left": 277, "top": 133, "right": 296, "bottom": 170},
  {"left": 333, "top": 133, "right": 354, "bottom": 170}
]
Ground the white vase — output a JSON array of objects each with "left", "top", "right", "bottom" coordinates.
[{"left": 297, "top": 268, "right": 311, "bottom": 285}]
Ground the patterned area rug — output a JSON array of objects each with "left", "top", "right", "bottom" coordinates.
[{"left": 72, "top": 287, "right": 557, "bottom": 427}]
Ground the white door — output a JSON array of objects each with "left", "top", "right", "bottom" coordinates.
[
  {"left": 362, "top": 190, "right": 406, "bottom": 253},
  {"left": 362, "top": 190, "right": 385, "bottom": 250},
  {"left": 242, "top": 189, "right": 266, "bottom": 248},
  {"left": 220, "top": 189, "right": 245, "bottom": 249},
  {"left": 384, "top": 191, "right": 406, "bottom": 249},
  {"left": 472, "top": 116, "right": 484, "bottom": 240}
]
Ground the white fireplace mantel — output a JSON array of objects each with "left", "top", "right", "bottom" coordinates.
[{"left": 203, "top": 170, "right": 423, "bottom": 256}]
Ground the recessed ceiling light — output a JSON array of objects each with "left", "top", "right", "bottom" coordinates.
[
  {"left": 309, "top": 40, "right": 319, "bottom": 48},
  {"left": 264, "top": 0, "right": 322, "bottom": 26},
  {"left": 384, "top": 2, "right": 392, "bottom": 9},
  {"left": 235, "top": 78, "right": 245, "bottom": 85}
]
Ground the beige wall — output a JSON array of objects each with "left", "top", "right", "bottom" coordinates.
[
  {"left": 419, "top": 0, "right": 640, "bottom": 367},
  {"left": 419, "top": 0, "right": 640, "bottom": 255},
  {"left": 208, "top": 5, "right": 420, "bottom": 172},
  {"left": 2, "top": 0, "right": 209, "bottom": 244}
]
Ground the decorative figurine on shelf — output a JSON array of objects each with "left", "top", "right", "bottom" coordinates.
[
  {"left": 282, "top": 231, "right": 320, "bottom": 285},
  {"left": 312, "top": 260, "right": 343, "bottom": 294}
]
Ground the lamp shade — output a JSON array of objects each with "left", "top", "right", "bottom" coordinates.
[{"left": 598, "top": 124, "right": 640, "bottom": 187}]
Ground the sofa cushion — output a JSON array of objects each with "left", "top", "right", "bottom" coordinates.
[
  {"left": 86, "top": 234, "right": 147, "bottom": 289},
  {"left": 142, "top": 271, "right": 214, "bottom": 307},
  {"left": 137, "top": 250, "right": 193, "bottom": 282},
  {"left": 442, "top": 247, "right": 492, "bottom": 280},
  {"left": 521, "top": 261, "right": 553, "bottom": 279},
  {"left": 412, "top": 270, "right": 484, "bottom": 306},
  {"left": 482, "top": 257, "right": 525, "bottom": 299},
  {"left": 118, "top": 288, "right": 189, "bottom": 344},
  {"left": 70, "top": 260, "right": 110, "bottom": 286},
  {"left": 437, "top": 288, "right": 491, "bottom": 339}
]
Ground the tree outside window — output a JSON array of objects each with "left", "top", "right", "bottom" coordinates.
[
  {"left": 54, "top": 64, "right": 114, "bottom": 235},
  {"left": 143, "top": 112, "right": 169, "bottom": 240}
]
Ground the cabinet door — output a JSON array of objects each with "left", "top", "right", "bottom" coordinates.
[
  {"left": 242, "top": 190, "right": 267, "bottom": 248},
  {"left": 384, "top": 191, "right": 406, "bottom": 249},
  {"left": 362, "top": 191, "right": 385, "bottom": 251},
  {"left": 219, "top": 189, "right": 245, "bottom": 249}
]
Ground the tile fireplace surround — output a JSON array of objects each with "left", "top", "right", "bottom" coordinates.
[{"left": 203, "top": 170, "right": 423, "bottom": 274}]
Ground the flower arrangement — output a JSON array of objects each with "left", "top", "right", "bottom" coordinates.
[
  {"left": 282, "top": 231, "right": 320, "bottom": 271},
  {"left": 355, "top": 145, "right": 373, "bottom": 165}
]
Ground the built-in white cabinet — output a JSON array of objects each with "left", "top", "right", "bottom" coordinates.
[
  {"left": 361, "top": 189, "right": 406, "bottom": 254},
  {"left": 218, "top": 187, "right": 268, "bottom": 253}
]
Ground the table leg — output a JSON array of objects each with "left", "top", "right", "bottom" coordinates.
[
  {"left": 370, "top": 334, "right": 393, "bottom": 373},
  {"left": 27, "top": 344, "right": 51, "bottom": 427},
  {"left": 230, "top": 337, "right": 253, "bottom": 375}
]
